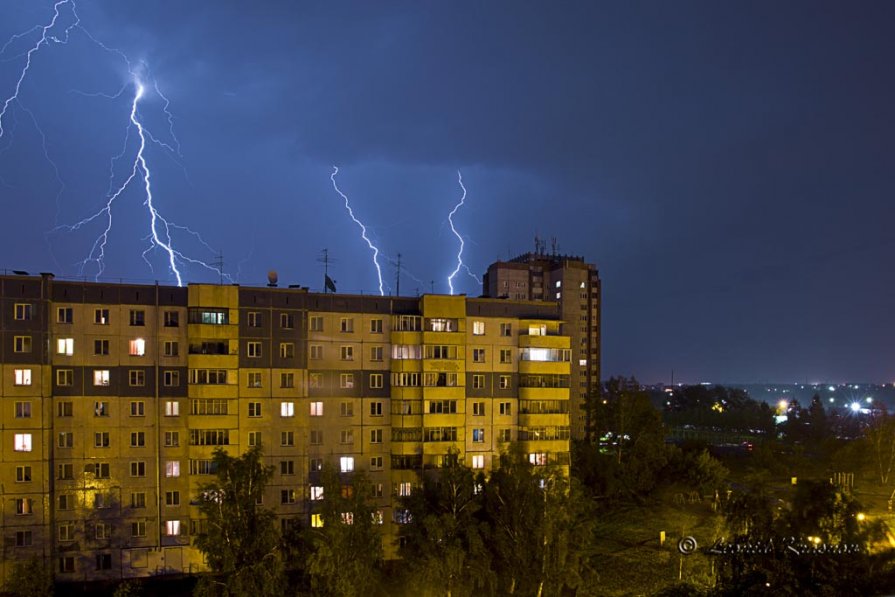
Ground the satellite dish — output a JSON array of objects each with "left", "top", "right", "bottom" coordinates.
[{"left": 267, "top": 270, "right": 278, "bottom": 286}]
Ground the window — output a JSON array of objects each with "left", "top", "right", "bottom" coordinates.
[
  {"left": 131, "top": 431, "right": 145, "bottom": 447},
  {"left": 280, "top": 460, "right": 295, "bottom": 475},
  {"left": 499, "top": 401, "right": 512, "bottom": 415},
  {"left": 131, "top": 492, "right": 147, "bottom": 508},
  {"left": 247, "top": 312, "right": 261, "bottom": 327},
  {"left": 14, "top": 303, "right": 32, "bottom": 320},
  {"left": 166, "top": 491, "right": 180, "bottom": 506},
  {"left": 130, "top": 401, "right": 145, "bottom": 416},
  {"left": 340, "top": 373, "right": 354, "bottom": 389},
  {"left": 164, "top": 310, "right": 179, "bottom": 327},
  {"left": 500, "top": 323, "right": 512, "bottom": 337},
  {"left": 310, "top": 316, "right": 324, "bottom": 332},
  {"left": 472, "top": 320, "right": 485, "bottom": 335},
  {"left": 280, "top": 372, "right": 294, "bottom": 388},
  {"left": 310, "top": 458, "right": 323, "bottom": 472},
  {"left": 14, "top": 530, "right": 32, "bottom": 547},
  {"left": 129, "top": 338, "right": 146, "bottom": 356},
  {"left": 309, "top": 430, "right": 323, "bottom": 445},
  {"left": 130, "top": 310, "right": 145, "bottom": 326},
  {"left": 280, "top": 313, "right": 294, "bottom": 329},
  {"left": 165, "top": 461, "right": 180, "bottom": 477},
  {"left": 370, "top": 373, "right": 384, "bottom": 389},
  {"left": 95, "top": 432, "right": 110, "bottom": 448},
  {"left": 13, "top": 433, "right": 31, "bottom": 451},
  {"left": 131, "top": 521, "right": 147, "bottom": 538},
  {"left": 310, "top": 486, "right": 324, "bottom": 501},
  {"left": 471, "top": 455, "right": 485, "bottom": 469},
  {"left": 340, "top": 345, "right": 354, "bottom": 360},
  {"left": 129, "top": 369, "right": 145, "bottom": 387},
  {"left": 14, "top": 401, "right": 31, "bottom": 418},
  {"left": 14, "top": 336, "right": 31, "bottom": 353},
  {"left": 164, "top": 431, "right": 179, "bottom": 447},
  {"left": 94, "top": 308, "right": 109, "bottom": 324},
  {"left": 310, "top": 344, "right": 323, "bottom": 359},
  {"left": 58, "top": 494, "right": 71, "bottom": 509},
  {"left": 189, "top": 429, "right": 231, "bottom": 446},
  {"left": 281, "top": 401, "right": 295, "bottom": 417},
  {"left": 130, "top": 461, "right": 146, "bottom": 477},
  {"left": 370, "top": 429, "right": 383, "bottom": 444},
  {"left": 57, "top": 337, "right": 74, "bottom": 356},
  {"left": 310, "top": 373, "right": 323, "bottom": 388},
  {"left": 279, "top": 342, "right": 294, "bottom": 358},
  {"left": 472, "top": 374, "right": 485, "bottom": 389},
  {"left": 165, "top": 401, "right": 180, "bottom": 416},
  {"left": 95, "top": 492, "right": 112, "bottom": 508},
  {"left": 59, "top": 524, "right": 75, "bottom": 542},
  {"left": 499, "top": 349, "right": 512, "bottom": 364},
  {"left": 392, "top": 344, "right": 422, "bottom": 360},
  {"left": 473, "top": 348, "right": 486, "bottom": 363},
  {"left": 370, "top": 345, "right": 384, "bottom": 361},
  {"left": 57, "top": 432, "right": 73, "bottom": 448},
  {"left": 95, "top": 553, "right": 113, "bottom": 570},
  {"left": 311, "top": 513, "right": 324, "bottom": 528},
  {"left": 163, "top": 370, "right": 180, "bottom": 387},
  {"left": 12, "top": 368, "right": 31, "bottom": 387},
  {"left": 190, "top": 308, "right": 228, "bottom": 325},
  {"left": 472, "top": 428, "right": 485, "bottom": 443},
  {"left": 281, "top": 431, "right": 295, "bottom": 446},
  {"left": 16, "top": 465, "right": 32, "bottom": 482},
  {"left": 165, "top": 520, "right": 181, "bottom": 536},
  {"left": 57, "top": 401, "right": 72, "bottom": 417},
  {"left": 191, "top": 398, "right": 230, "bottom": 415},
  {"left": 340, "top": 456, "right": 355, "bottom": 472},
  {"left": 340, "top": 317, "right": 354, "bottom": 332},
  {"left": 427, "top": 400, "right": 458, "bottom": 414},
  {"left": 397, "top": 482, "right": 412, "bottom": 497},
  {"left": 281, "top": 489, "right": 297, "bottom": 504},
  {"left": 59, "top": 557, "right": 75, "bottom": 573},
  {"left": 529, "top": 452, "right": 548, "bottom": 466},
  {"left": 248, "top": 431, "right": 262, "bottom": 446},
  {"left": 370, "top": 401, "right": 383, "bottom": 416},
  {"left": 58, "top": 464, "right": 73, "bottom": 479},
  {"left": 472, "top": 401, "right": 485, "bottom": 416},
  {"left": 340, "top": 429, "right": 354, "bottom": 444},
  {"left": 94, "top": 369, "right": 110, "bottom": 386},
  {"left": 310, "top": 401, "right": 323, "bottom": 416},
  {"left": 248, "top": 372, "right": 262, "bottom": 388},
  {"left": 499, "top": 375, "right": 511, "bottom": 389},
  {"left": 57, "top": 369, "right": 73, "bottom": 386},
  {"left": 248, "top": 402, "right": 262, "bottom": 417},
  {"left": 164, "top": 340, "right": 179, "bottom": 357},
  {"left": 370, "top": 456, "right": 384, "bottom": 471},
  {"left": 370, "top": 318, "right": 383, "bottom": 333},
  {"left": 57, "top": 307, "right": 73, "bottom": 323},
  {"left": 93, "top": 463, "right": 111, "bottom": 479},
  {"left": 340, "top": 401, "right": 354, "bottom": 417},
  {"left": 94, "top": 339, "right": 109, "bottom": 355},
  {"left": 247, "top": 341, "right": 262, "bottom": 358}
]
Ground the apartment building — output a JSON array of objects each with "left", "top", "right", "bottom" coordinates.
[
  {"left": 0, "top": 274, "right": 571, "bottom": 583},
  {"left": 483, "top": 250, "right": 601, "bottom": 439}
]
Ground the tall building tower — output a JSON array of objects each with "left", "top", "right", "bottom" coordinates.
[{"left": 483, "top": 243, "right": 601, "bottom": 439}]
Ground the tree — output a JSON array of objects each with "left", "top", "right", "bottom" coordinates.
[
  {"left": 301, "top": 465, "right": 383, "bottom": 596},
  {"left": 864, "top": 413, "right": 895, "bottom": 486},
  {"left": 193, "top": 445, "right": 285, "bottom": 597},
  {"left": 4, "top": 557, "right": 53, "bottom": 597},
  {"left": 400, "top": 452, "right": 493, "bottom": 596}
]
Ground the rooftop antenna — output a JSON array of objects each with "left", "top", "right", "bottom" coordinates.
[
  {"left": 395, "top": 252, "right": 402, "bottom": 297},
  {"left": 430, "top": 280, "right": 435, "bottom": 294},
  {"left": 318, "top": 249, "right": 339, "bottom": 293},
  {"left": 211, "top": 251, "right": 225, "bottom": 285},
  {"left": 534, "top": 233, "right": 540, "bottom": 255},
  {"left": 551, "top": 237, "right": 557, "bottom": 256}
]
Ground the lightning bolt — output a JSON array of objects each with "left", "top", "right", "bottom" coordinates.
[
  {"left": 2, "top": 0, "right": 231, "bottom": 286},
  {"left": 447, "top": 171, "right": 480, "bottom": 294},
  {"left": 329, "top": 166, "right": 385, "bottom": 296}
]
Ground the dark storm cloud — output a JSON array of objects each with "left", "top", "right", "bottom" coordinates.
[{"left": 1, "top": 0, "right": 894, "bottom": 383}]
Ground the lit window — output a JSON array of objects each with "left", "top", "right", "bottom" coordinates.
[
  {"left": 166, "top": 461, "right": 180, "bottom": 477},
  {"left": 165, "top": 520, "right": 181, "bottom": 536},
  {"left": 165, "top": 401, "right": 180, "bottom": 416},
  {"left": 57, "top": 338, "right": 74, "bottom": 356},
  {"left": 340, "top": 456, "right": 355, "bottom": 472},
  {"left": 93, "top": 370, "right": 110, "bottom": 386},
  {"left": 129, "top": 339, "right": 146, "bottom": 356},
  {"left": 14, "top": 369, "right": 31, "bottom": 386},
  {"left": 14, "top": 433, "right": 32, "bottom": 452},
  {"left": 471, "top": 455, "right": 485, "bottom": 469},
  {"left": 398, "top": 482, "right": 412, "bottom": 497},
  {"left": 310, "top": 486, "right": 324, "bottom": 501},
  {"left": 472, "top": 320, "right": 485, "bottom": 335},
  {"left": 311, "top": 513, "right": 323, "bottom": 528},
  {"left": 310, "top": 401, "right": 323, "bottom": 416},
  {"left": 280, "top": 402, "right": 295, "bottom": 417},
  {"left": 529, "top": 452, "right": 548, "bottom": 466}
]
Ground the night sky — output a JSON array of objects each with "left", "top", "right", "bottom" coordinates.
[{"left": 1, "top": 1, "right": 893, "bottom": 384}]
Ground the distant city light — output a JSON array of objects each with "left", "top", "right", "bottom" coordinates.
[
  {"left": 857, "top": 513, "right": 867, "bottom": 522},
  {"left": 866, "top": 397, "right": 873, "bottom": 403},
  {"left": 778, "top": 400, "right": 788, "bottom": 411},
  {"left": 828, "top": 386, "right": 836, "bottom": 392},
  {"left": 829, "top": 398, "right": 835, "bottom": 403},
  {"left": 850, "top": 402, "right": 861, "bottom": 412}
]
